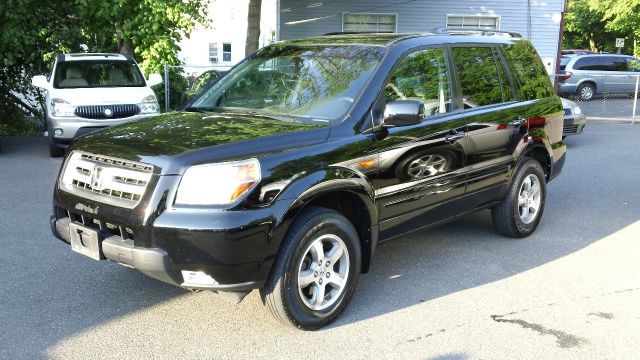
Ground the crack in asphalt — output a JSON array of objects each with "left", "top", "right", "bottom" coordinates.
[
  {"left": 588, "top": 312, "right": 615, "bottom": 319},
  {"left": 490, "top": 315, "right": 588, "bottom": 348}
]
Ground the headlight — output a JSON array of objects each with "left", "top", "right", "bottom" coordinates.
[
  {"left": 139, "top": 95, "right": 160, "bottom": 114},
  {"left": 51, "top": 98, "right": 76, "bottom": 117},
  {"left": 175, "top": 159, "right": 261, "bottom": 205},
  {"left": 573, "top": 105, "right": 583, "bottom": 115}
]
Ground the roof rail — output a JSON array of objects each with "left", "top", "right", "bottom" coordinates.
[
  {"left": 322, "top": 31, "right": 389, "bottom": 36},
  {"left": 431, "top": 27, "right": 522, "bottom": 38}
]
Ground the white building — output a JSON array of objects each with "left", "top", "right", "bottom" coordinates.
[
  {"left": 179, "top": 1, "right": 565, "bottom": 77},
  {"left": 177, "top": 0, "right": 278, "bottom": 72}
]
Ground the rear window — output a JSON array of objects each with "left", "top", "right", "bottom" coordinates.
[
  {"left": 559, "top": 56, "right": 571, "bottom": 70},
  {"left": 53, "top": 60, "right": 146, "bottom": 89},
  {"left": 501, "top": 41, "right": 554, "bottom": 100}
]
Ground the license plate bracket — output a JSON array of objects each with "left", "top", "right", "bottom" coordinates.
[{"left": 69, "top": 223, "right": 103, "bottom": 261}]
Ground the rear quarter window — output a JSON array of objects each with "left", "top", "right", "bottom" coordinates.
[{"left": 501, "top": 41, "right": 554, "bottom": 100}]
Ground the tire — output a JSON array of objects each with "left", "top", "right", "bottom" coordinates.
[
  {"left": 49, "top": 140, "right": 64, "bottom": 158},
  {"left": 395, "top": 150, "right": 453, "bottom": 181},
  {"left": 576, "top": 83, "right": 595, "bottom": 101},
  {"left": 491, "top": 159, "right": 546, "bottom": 238},
  {"left": 260, "top": 207, "right": 361, "bottom": 330}
]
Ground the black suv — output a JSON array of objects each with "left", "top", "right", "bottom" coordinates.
[{"left": 51, "top": 31, "right": 566, "bottom": 330}]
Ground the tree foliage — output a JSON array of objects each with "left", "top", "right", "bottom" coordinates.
[{"left": 564, "top": 0, "right": 636, "bottom": 55}]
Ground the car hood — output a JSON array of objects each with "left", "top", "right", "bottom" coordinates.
[
  {"left": 50, "top": 87, "right": 156, "bottom": 105},
  {"left": 71, "top": 111, "right": 330, "bottom": 174}
]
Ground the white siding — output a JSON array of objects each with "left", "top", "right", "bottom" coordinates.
[{"left": 279, "top": 0, "right": 564, "bottom": 75}]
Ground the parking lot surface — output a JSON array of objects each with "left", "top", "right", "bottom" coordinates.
[{"left": 1, "top": 123, "right": 639, "bottom": 360}]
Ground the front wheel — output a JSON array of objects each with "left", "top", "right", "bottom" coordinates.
[
  {"left": 260, "top": 207, "right": 361, "bottom": 330},
  {"left": 492, "top": 159, "right": 546, "bottom": 238},
  {"left": 576, "top": 83, "right": 595, "bottom": 101}
]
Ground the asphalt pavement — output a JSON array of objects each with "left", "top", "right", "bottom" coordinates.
[{"left": 1, "top": 123, "right": 639, "bottom": 359}]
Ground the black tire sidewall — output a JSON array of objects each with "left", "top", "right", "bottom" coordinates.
[
  {"left": 281, "top": 214, "right": 361, "bottom": 329},
  {"left": 511, "top": 161, "right": 546, "bottom": 235}
]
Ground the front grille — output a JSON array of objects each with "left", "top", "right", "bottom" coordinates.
[
  {"left": 564, "top": 108, "right": 572, "bottom": 116},
  {"left": 57, "top": 207, "right": 135, "bottom": 240},
  {"left": 60, "top": 151, "right": 153, "bottom": 208},
  {"left": 75, "top": 104, "right": 140, "bottom": 119},
  {"left": 563, "top": 124, "right": 580, "bottom": 134}
]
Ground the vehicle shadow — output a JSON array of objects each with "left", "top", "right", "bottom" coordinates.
[{"left": 328, "top": 123, "right": 639, "bottom": 328}]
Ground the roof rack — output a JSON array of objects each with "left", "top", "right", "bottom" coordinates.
[
  {"left": 431, "top": 27, "right": 522, "bottom": 38},
  {"left": 322, "top": 31, "right": 389, "bottom": 36}
]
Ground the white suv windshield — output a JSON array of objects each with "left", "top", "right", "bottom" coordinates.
[{"left": 53, "top": 60, "right": 146, "bottom": 89}]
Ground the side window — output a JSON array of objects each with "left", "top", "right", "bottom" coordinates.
[
  {"left": 574, "top": 57, "right": 607, "bottom": 71},
  {"left": 628, "top": 58, "right": 640, "bottom": 72},
  {"left": 610, "top": 57, "right": 628, "bottom": 71},
  {"left": 385, "top": 48, "right": 451, "bottom": 116},
  {"left": 501, "top": 41, "right": 554, "bottom": 100},
  {"left": 451, "top": 46, "right": 508, "bottom": 107}
]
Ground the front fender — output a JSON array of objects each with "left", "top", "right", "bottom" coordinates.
[{"left": 268, "top": 168, "right": 379, "bottom": 274}]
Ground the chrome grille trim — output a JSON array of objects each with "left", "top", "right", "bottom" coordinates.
[
  {"left": 75, "top": 104, "right": 140, "bottom": 119},
  {"left": 60, "top": 151, "right": 153, "bottom": 208}
]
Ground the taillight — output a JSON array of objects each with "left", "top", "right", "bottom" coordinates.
[{"left": 560, "top": 72, "right": 573, "bottom": 81}]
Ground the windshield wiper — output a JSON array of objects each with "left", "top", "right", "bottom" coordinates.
[{"left": 183, "top": 106, "right": 217, "bottom": 113}]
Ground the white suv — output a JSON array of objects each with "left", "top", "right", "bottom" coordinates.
[{"left": 32, "top": 53, "right": 163, "bottom": 157}]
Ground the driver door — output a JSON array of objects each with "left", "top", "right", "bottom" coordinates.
[{"left": 368, "top": 48, "right": 469, "bottom": 240}]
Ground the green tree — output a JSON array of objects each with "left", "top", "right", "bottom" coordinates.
[
  {"left": 0, "top": 0, "right": 84, "bottom": 132},
  {"left": 75, "top": 0, "right": 208, "bottom": 73},
  {"left": 588, "top": 0, "right": 640, "bottom": 55},
  {"left": 563, "top": 0, "right": 635, "bottom": 55}
]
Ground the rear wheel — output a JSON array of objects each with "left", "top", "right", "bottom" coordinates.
[
  {"left": 260, "top": 207, "right": 361, "bottom": 330},
  {"left": 492, "top": 159, "right": 546, "bottom": 238}
]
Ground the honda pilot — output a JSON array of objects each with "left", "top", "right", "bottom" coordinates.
[{"left": 50, "top": 31, "right": 566, "bottom": 330}]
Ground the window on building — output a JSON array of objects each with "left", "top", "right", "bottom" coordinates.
[
  {"left": 451, "top": 46, "right": 509, "bottom": 107},
  {"left": 343, "top": 13, "right": 397, "bottom": 33},
  {"left": 446, "top": 15, "right": 499, "bottom": 29},
  {"left": 208, "top": 43, "right": 218, "bottom": 63},
  {"left": 223, "top": 43, "right": 232, "bottom": 62}
]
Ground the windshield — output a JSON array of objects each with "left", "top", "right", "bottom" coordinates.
[
  {"left": 53, "top": 60, "right": 146, "bottom": 89},
  {"left": 190, "top": 44, "right": 386, "bottom": 123}
]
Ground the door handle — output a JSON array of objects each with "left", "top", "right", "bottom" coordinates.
[
  {"left": 445, "top": 131, "right": 465, "bottom": 142},
  {"left": 508, "top": 117, "right": 526, "bottom": 127}
]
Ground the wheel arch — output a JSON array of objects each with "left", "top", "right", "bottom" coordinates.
[
  {"left": 272, "top": 170, "right": 379, "bottom": 275},
  {"left": 519, "top": 142, "right": 552, "bottom": 182}
]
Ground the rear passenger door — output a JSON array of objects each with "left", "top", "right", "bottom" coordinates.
[{"left": 450, "top": 45, "right": 529, "bottom": 207}]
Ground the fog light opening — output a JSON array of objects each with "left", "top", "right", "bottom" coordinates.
[
  {"left": 54, "top": 128, "right": 64, "bottom": 137},
  {"left": 181, "top": 270, "right": 218, "bottom": 286}
]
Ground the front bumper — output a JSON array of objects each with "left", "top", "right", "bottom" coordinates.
[
  {"left": 563, "top": 113, "right": 587, "bottom": 136},
  {"left": 47, "top": 113, "right": 159, "bottom": 147},
  {"left": 51, "top": 175, "right": 278, "bottom": 292},
  {"left": 558, "top": 83, "right": 579, "bottom": 95}
]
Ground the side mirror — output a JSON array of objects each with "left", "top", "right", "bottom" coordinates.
[
  {"left": 147, "top": 73, "right": 163, "bottom": 87},
  {"left": 32, "top": 75, "right": 49, "bottom": 90},
  {"left": 383, "top": 100, "right": 425, "bottom": 127}
]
